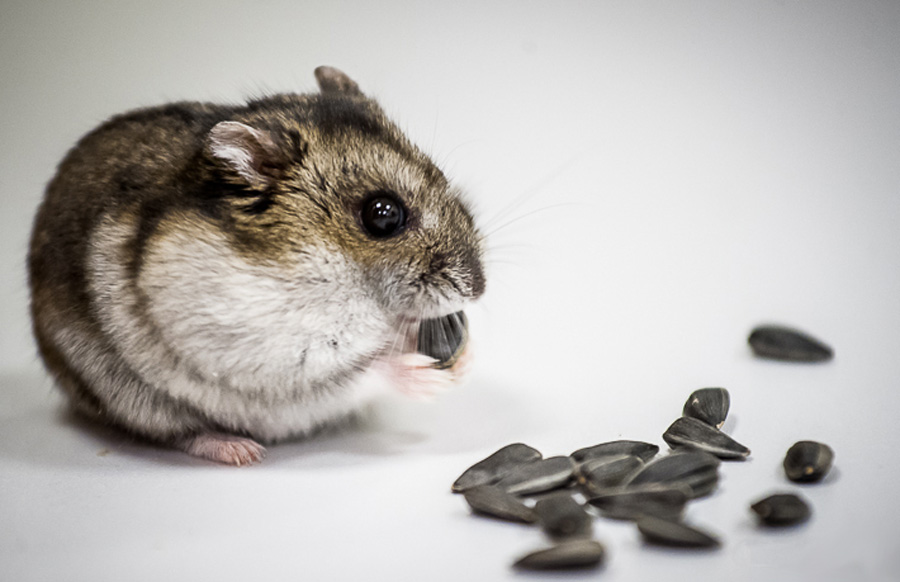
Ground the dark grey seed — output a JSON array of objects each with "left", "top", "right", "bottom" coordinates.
[
  {"left": 748, "top": 325, "right": 833, "bottom": 362},
  {"left": 570, "top": 440, "right": 659, "bottom": 463},
  {"left": 586, "top": 483, "right": 690, "bottom": 521},
  {"left": 533, "top": 493, "right": 593, "bottom": 540},
  {"left": 636, "top": 516, "right": 721, "bottom": 549},
  {"left": 783, "top": 441, "right": 834, "bottom": 483},
  {"left": 682, "top": 387, "right": 730, "bottom": 428},
  {"left": 663, "top": 416, "right": 751, "bottom": 460},
  {"left": 451, "top": 443, "right": 542, "bottom": 493},
  {"left": 576, "top": 454, "right": 644, "bottom": 491},
  {"left": 418, "top": 311, "right": 468, "bottom": 369},
  {"left": 463, "top": 485, "right": 538, "bottom": 524},
  {"left": 624, "top": 451, "right": 720, "bottom": 500},
  {"left": 497, "top": 456, "right": 576, "bottom": 496},
  {"left": 512, "top": 539, "right": 606, "bottom": 571},
  {"left": 750, "top": 493, "right": 812, "bottom": 526},
  {"left": 683, "top": 472, "right": 720, "bottom": 499}
]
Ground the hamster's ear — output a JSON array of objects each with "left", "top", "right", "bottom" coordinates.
[
  {"left": 208, "top": 121, "right": 283, "bottom": 186},
  {"left": 314, "top": 66, "right": 362, "bottom": 95}
]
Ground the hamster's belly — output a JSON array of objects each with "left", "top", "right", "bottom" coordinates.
[{"left": 83, "top": 206, "right": 393, "bottom": 440}]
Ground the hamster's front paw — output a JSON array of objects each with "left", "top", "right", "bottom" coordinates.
[
  {"left": 384, "top": 353, "right": 455, "bottom": 401},
  {"left": 180, "top": 432, "right": 267, "bottom": 466}
]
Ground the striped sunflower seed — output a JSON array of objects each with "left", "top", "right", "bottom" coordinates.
[
  {"left": 452, "top": 443, "right": 542, "bottom": 493},
  {"left": 512, "top": 539, "right": 606, "bottom": 571},
  {"left": 570, "top": 440, "right": 659, "bottom": 464},
  {"left": 624, "top": 451, "right": 721, "bottom": 499},
  {"left": 463, "top": 485, "right": 538, "bottom": 524},
  {"left": 497, "top": 456, "right": 576, "bottom": 496},
  {"left": 748, "top": 325, "right": 833, "bottom": 362},
  {"left": 636, "top": 515, "right": 721, "bottom": 549},
  {"left": 663, "top": 416, "right": 750, "bottom": 460},
  {"left": 750, "top": 492, "right": 812, "bottom": 526},
  {"left": 783, "top": 441, "right": 834, "bottom": 483},
  {"left": 533, "top": 493, "right": 593, "bottom": 540},
  {"left": 585, "top": 483, "right": 690, "bottom": 521},
  {"left": 682, "top": 387, "right": 730, "bottom": 428},
  {"left": 575, "top": 454, "right": 644, "bottom": 492}
]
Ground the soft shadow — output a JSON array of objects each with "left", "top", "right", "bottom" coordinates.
[{"left": 0, "top": 369, "right": 542, "bottom": 470}]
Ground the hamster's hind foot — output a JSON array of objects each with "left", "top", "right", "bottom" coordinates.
[{"left": 179, "top": 432, "right": 267, "bottom": 466}]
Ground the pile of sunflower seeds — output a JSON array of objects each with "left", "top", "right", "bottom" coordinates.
[{"left": 451, "top": 325, "right": 836, "bottom": 571}]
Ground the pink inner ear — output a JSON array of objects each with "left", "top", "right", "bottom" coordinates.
[{"left": 208, "top": 121, "right": 278, "bottom": 184}]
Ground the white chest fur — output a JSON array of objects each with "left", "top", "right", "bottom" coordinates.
[{"left": 86, "top": 208, "right": 393, "bottom": 441}]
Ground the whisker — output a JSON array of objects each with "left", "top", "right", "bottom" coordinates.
[
  {"left": 480, "top": 148, "right": 595, "bottom": 231},
  {"left": 482, "top": 202, "right": 583, "bottom": 238}
]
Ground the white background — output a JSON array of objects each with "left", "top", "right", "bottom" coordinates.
[{"left": 2, "top": 1, "right": 899, "bottom": 581}]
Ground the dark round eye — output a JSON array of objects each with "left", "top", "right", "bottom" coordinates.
[{"left": 360, "top": 192, "right": 406, "bottom": 238}]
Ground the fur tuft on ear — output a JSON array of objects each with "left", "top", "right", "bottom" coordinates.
[
  {"left": 208, "top": 121, "right": 281, "bottom": 186},
  {"left": 314, "top": 66, "right": 362, "bottom": 95}
]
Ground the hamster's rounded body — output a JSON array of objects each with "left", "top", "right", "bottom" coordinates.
[{"left": 28, "top": 68, "right": 485, "bottom": 465}]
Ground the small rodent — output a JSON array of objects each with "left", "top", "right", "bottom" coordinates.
[{"left": 28, "top": 66, "right": 485, "bottom": 466}]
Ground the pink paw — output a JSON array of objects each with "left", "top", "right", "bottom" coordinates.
[
  {"left": 388, "top": 353, "right": 455, "bottom": 400},
  {"left": 180, "top": 432, "right": 267, "bottom": 466}
]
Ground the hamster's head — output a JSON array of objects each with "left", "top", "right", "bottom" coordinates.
[{"left": 202, "top": 66, "right": 485, "bottom": 329}]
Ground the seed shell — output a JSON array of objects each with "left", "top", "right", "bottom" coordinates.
[
  {"left": 418, "top": 311, "right": 468, "bottom": 369},
  {"left": 586, "top": 483, "right": 690, "bottom": 521},
  {"left": 624, "top": 451, "right": 721, "bottom": 499},
  {"left": 534, "top": 493, "right": 593, "bottom": 540},
  {"left": 575, "top": 454, "right": 644, "bottom": 491},
  {"left": 636, "top": 516, "right": 721, "bottom": 549},
  {"left": 682, "top": 387, "right": 730, "bottom": 428},
  {"left": 663, "top": 416, "right": 750, "bottom": 460},
  {"left": 452, "top": 443, "right": 542, "bottom": 493},
  {"left": 496, "top": 456, "right": 576, "bottom": 496},
  {"left": 512, "top": 539, "right": 606, "bottom": 571},
  {"left": 571, "top": 440, "right": 659, "bottom": 463},
  {"left": 748, "top": 325, "right": 833, "bottom": 362},
  {"left": 783, "top": 441, "right": 834, "bottom": 483},
  {"left": 750, "top": 493, "right": 812, "bottom": 526},
  {"left": 463, "top": 485, "right": 538, "bottom": 524}
]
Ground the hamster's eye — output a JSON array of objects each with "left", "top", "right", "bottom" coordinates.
[{"left": 360, "top": 192, "right": 407, "bottom": 238}]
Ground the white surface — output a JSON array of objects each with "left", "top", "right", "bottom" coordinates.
[{"left": 2, "top": 1, "right": 900, "bottom": 581}]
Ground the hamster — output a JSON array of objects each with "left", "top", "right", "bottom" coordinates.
[{"left": 27, "top": 66, "right": 485, "bottom": 466}]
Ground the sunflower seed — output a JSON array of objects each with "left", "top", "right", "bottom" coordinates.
[
  {"left": 463, "top": 485, "right": 538, "bottom": 524},
  {"left": 663, "top": 416, "right": 750, "bottom": 460},
  {"left": 585, "top": 483, "right": 690, "bottom": 521},
  {"left": 570, "top": 440, "right": 660, "bottom": 463},
  {"left": 636, "top": 515, "right": 721, "bottom": 549},
  {"left": 682, "top": 387, "right": 730, "bottom": 428},
  {"left": 418, "top": 311, "right": 468, "bottom": 369},
  {"left": 750, "top": 493, "right": 812, "bottom": 526},
  {"left": 497, "top": 456, "right": 576, "bottom": 496},
  {"left": 576, "top": 454, "right": 644, "bottom": 491},
  {"left": 512, "top": 539, "right": 606, "bottom": 571},
  {"left": 452, "top": 443, "right": 542, "bottom": 493},
  {"left": 682, "top": 472, "right": 721, "bottom": 499},
  {"left": 783, "top": 441, "right": 834, "bottom": 483},
  {"left": 533, "top": 493, "right": 593, "bottom": 540},
  {"left": 748, "top": 325, "right": 833, "bottom": 362},
  {"left": 624, "top": 451, "right": 721, "bottom": 499}
]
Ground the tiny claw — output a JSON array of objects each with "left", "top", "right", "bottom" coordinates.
[{"left": 180, "top": 432, "right": 267, "bottom": 466}]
